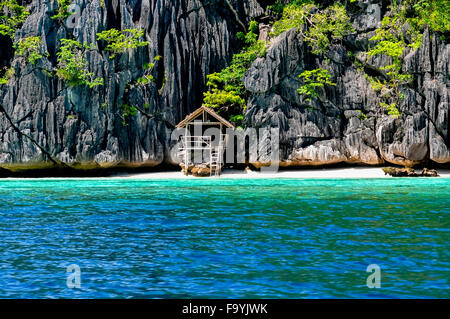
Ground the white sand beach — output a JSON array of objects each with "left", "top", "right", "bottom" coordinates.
[{"left": 118, "top": 167, "right": 450, "bottom": 179}]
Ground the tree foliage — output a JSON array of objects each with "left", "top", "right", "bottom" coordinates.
[
  {"left": 0, "top": 66, "right": 14, "bottom": 84},
  {"left": 380, "top": 102, "right": 401, "bottom": 118},
  {"left": 268, "top": 0, "right": 312, "bottom": 16},
  {"left": 120, "top": 104, "right": 137, "bottom": 125},
  {"left": 271, "top": 1, "right": 352, "bottom": 108},
  {"left": 0, "top": 1, "right": 27, "bottom": 85},
  {"left": 97, "top": 28, "right": 149, "bottom": 58},
  {"left": 51, "top": 0, "right": 72, "bottom": 21},
  {"left": 367, "top": 15, "right": 414, "bottom": 118},
  {"left": 203, "top": 21, "right": 266, "bottom": 126},
  {"left": 136, "top": 55, "right": 161, "bottom": 86},
  {"left": 272, "top": 2, "right": 354, "bottom": 55},
  {"left": 404, "top": 0, "right": 450, "bottom": 33},
  {"left": 298, "top": 68, "right": 336, "bottom": 101},
  {"left": 0, "top": 0, "right": 29, "bottom": 39},
  {"left": 15, "top": 36, "right": 47, "bottom": 65},
  {"left": 56, "top": 39, "right": 103, "bottom": 88},
  {"left": 363, "top": 0, "right": 449, "bottom": 119}
]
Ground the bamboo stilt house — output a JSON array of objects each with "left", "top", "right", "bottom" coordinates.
[{"left": 176, "top": 107, "right": 235, "bottom": 177}]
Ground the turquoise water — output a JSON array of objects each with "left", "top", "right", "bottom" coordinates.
[{"left": 0, "top": 178, "right": 448, "bottom": 299}]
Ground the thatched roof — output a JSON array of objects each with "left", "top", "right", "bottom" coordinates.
[{"left": 176, "top": 106, "right": 235, "bottom": 129}]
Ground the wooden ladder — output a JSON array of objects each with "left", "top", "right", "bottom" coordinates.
[{"left": 210, "top": 148, "right": 222, "bottom": 177}]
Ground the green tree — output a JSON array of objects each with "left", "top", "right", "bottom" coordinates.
[
  {"left": 367, "top": 16, "right": 413, "bottom": 118},
  {"left": 56, "top": 39, "right": 103, "bottom": 88},
  {"left": 203, "top": 21, "right": 267, "bottom": 126},
  {"left": 51, "top": 0, "right": 72, "bottom": 21},
  {"left": 136, "top": 55, "right": 161, "bottom": 86},
  {"left": 405, "top": 0, "right": 450, "bottom": 33},
  {"left": 0, "top": 0, "right": 29, "bottom": 39},
  {"left": 0, "top": 66, "right": 14, "bottom": 84},
  {"left": 298, "top": 68, "right": 336, "bottom": 101},
  {"left": 363, "top": 0, "right": 449, "bottom": 119},
  {"left": 15, "top": 36, "right": 47, "bottom": 65},
  {"left": 96, "top": 28, "right": 149, "bottom": 58},
  {"left": 119, "top": 104, "right": 137, "bottom": 125},
  {"left": 272, "top": 1, "right": 353, "bottom": 111},
  {"left": 0, "top": 1, "right": 28, "bottom": 85},
  {"left": 272, "top": 2, "right": 354, "bottom": 55}
]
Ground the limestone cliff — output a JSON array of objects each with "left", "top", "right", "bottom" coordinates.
[
  {"left": 244, "top": 3, "right": 449, "bottom": 167},
  {"left": 0, "top": 0, "right": 448, "bottom": 174}
]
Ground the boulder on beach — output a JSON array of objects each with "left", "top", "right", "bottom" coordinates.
[{"left": 382, "top": 167, "right": 440, "bottom": 177}]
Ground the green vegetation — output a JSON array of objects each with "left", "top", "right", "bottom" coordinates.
[
  {"left": 298, "top": 68, "right": 336, "bottom": 102},
  {"left": 51, "top": 0, "right": 72, "bottom": 21},
  {"left": 202, "top": 2, "right": 353, "bottom": 124},
  {"left": 203, "top": 21, "right": 267, "bottom": 126},
  {"left": 369, "top": 16, "right": 406, "bottom": 61},
  {"left": 365, "top": 15, "right": 410, "bottom": 118},
  {"left": 0, "top": 66, "right": 14, "bottom": 84},
  {"left": 0, "top": 2, "right": 156, "bottom": 128},
  {"left": 356, "top": 110, "right": 367, "bottom": 121},
  {"left": 363, "top": 0, "right": 448, "bottom": 118},
  {"left": 56, "top": 39, "right": 103, "bottom": 88},
  {"left": 272, "top": 2, "right": 354, "bottom": 55},
  {"left": 380, "top": 102, "right": 401, "bottom": 118},
  {"left": 271, "top": 2, "right": 313, "bottom": 36},
  {"left": 15, "top": 36, "right": 47, "bottom": 64},
  {"left": 272, "top": 0, "right": 448, "bottom": 118},
  {"left": 3, "top": 0, "right": 449, "bottom": 128},
  {"left": 404, "top": 0, "right": 450, "bottom": 33},
  {"left": 120, "top": 104, "right": 137, "bottom": 125},
  {"left": 271, "top": 0, "right": 447, "bottom": 118},
  {"left": 0, "top": 2, "right": 39, "bottom": 85},
  {"left": 367, "top": 15, "right": 412, "bottom": 118},
  {"left": 52, "top": 28, "right": 149, "bottom": 88},
  {"left": 267, "top": 0, "right": 312, "bottom": 16},
  {"left": 270, "top": 2, "right": 352, "bottom": 104},
  {"left": 136, "top": 55, "right": 161, "bottom": 86},
  {"left": 96, "top": 28, "right": 149, "bottom": 59},
  {"left": 0, "top": 0, "right": 29, "bottom": 39}
]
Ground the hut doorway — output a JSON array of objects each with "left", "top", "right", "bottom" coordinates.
[{"left": 176, "top": 107, "right": 235, "bottom": 176}]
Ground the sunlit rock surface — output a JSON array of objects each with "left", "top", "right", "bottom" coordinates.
[{"left": 0, "top": 0, "right": 448, "bottom": 172}]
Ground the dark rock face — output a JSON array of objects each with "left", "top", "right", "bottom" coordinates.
[
  {"left": 0, "top": 0, "right": 263, "bottom": 167},
  {"left": 244, "top": 1, "right": 449, "bottom": 167},
  {"left": 382, "top": 167, "right": 440, "bottom": 177},
  {"left": 0, "top": 0, "right": 448, "bottom": 170}
]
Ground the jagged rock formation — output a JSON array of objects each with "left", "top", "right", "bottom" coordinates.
[
  {"left": 0, "top": 0, "right": 264, "bottom": 169},
  {"left": 244, "top": 0, "right": 449, "bottom": 167},
  {"left": 0, "top": 0, "right": 448, "bottom": 173},
  {"left": 382, "top": 166, "right": 439, "bottom": 177}
]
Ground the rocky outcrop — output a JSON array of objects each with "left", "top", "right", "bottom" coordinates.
[
  {"left": 243, "top": 0, "right": 449, "bottom": 168},
  {"left": 382, "top": 167, "right": 439, "bottom": 177},
  {"left": 0, "top": 0, "right": 264, "bottom": 169},
  {"left": 0, "top": 0, "right": 448, "bottom": 173}
]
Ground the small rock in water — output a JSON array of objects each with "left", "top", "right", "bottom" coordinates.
[
  {"left": 382, "top": 167, "right": 439, "bottom": 177},
  {"left": 421, "top": 168, "right": 439, "bottom": 177}
]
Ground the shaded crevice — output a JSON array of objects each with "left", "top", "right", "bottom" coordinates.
[
  {"left": 0, "top": 102, "right": 59, "bottom": 164},
  {"left": 131, "top": 0, "right": 142, "bottom": 23},
  {"left": 223, "top": 0, "right": 247, "bottom": 31},
  {"left": 106, "top": 0, "right": 122, "bottom": 30},
  {"left": 0, "top": 35, "right": 14, "bottom": 72}
]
